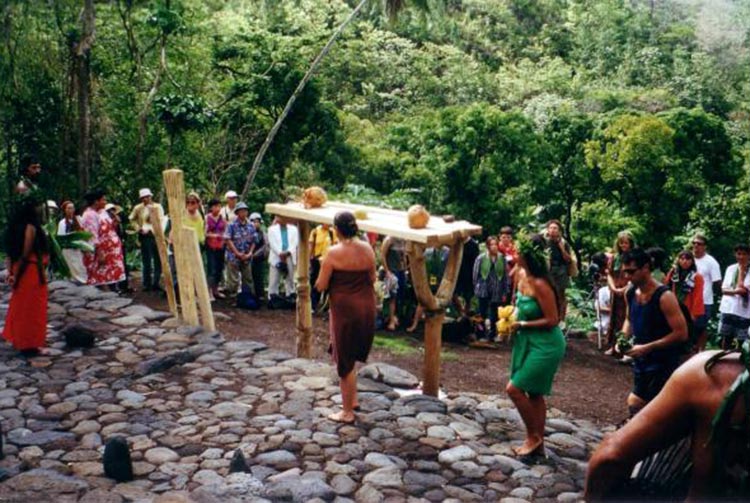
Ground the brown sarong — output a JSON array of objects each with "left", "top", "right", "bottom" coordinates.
[{"left": 328, "top": 270, "right": 376, "bottom": 377}]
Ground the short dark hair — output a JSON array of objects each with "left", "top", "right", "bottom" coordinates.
[
  {"left": 546, "top": 219, "right": 562, "bottom": 229},
  {"left": 84, "top": 189, "right": 105, "bottom": 206},
  {"left": 207, "top": 198, "right": 221, "bottom": 208},
  {"left": 734, "top": 243, "right": 750, "bottom": 253},
  {"left": 499, "top": 226, "right": 513, "bottom": 236},
  {"left": 333, "top": 211, "right": 358, "bottom": 239},
  {"left": 486, "top": 236, "right": 498, "bottom": 247},
  {"left": 621, "top": 248, "right": 651, "bottom": 270}
]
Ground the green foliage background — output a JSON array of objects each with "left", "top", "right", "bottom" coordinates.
[{"left": 1, "top": 0, "right": 749, "bottom": 267}]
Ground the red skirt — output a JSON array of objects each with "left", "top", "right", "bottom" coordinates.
[{"left": 2, "top": 258, "right": 48, "bottom": 351}]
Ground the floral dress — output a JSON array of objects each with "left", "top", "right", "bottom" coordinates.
[{"left": 81, "top": 207, "right": 126, "bottom": 286}]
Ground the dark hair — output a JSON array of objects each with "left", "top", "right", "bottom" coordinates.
[
  {"left": 207, "top": 198, "right": 221, "bottom": 208},
  {"left": 84, "top": 189, "right": 105, "bottom": 206},
  {"left": 519, "top": 233, "right": 561, "bottom": 316},
  {"left": 621, "top": 247, "right": 651, "bottom": 270},
  {"left": 333, "top": 211, "right": 358, "bottom": 239},
  {"left": 485, "top": 236, "right": 498, "bottom": 247},
  {"left": 734, "top": 243, "right": 750, "bottom": 253},
  {"left": 6, "top": 203, "right": 48, "bottom": 265},
  {"left": 499, "top": 226, "right": 513, "bottom": 236},
  {"left": 546, "top": 219, "right": 562, "bottom": 229},
  {"left": 591, "top": 252, "right": 609, "bottom": 271},
  {"left": 20, "top": 154, "right": 39, "bottom": 173},
  {"left": 676, "top": 250, "right": 697, "bottom": 272},
  {"left": 646, "top": 247, "right": 668, "bottom": 273}
]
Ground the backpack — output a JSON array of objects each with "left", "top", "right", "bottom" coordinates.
[{"left": 236, "top": 286, "right": 260, "bottom": 310}]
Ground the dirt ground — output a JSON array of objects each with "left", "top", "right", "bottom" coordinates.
[{"left": 134, "top": 289, "right": 632, "bottom": 426}]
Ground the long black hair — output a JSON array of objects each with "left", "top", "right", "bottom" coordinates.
[
  {"left": 6, "top": 202, "right": 48, "bottom": 285},
  {"left": 519, "top": 233, "right": 561, "bottom": 316}
]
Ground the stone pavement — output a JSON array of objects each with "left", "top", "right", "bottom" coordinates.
[{"left": 0, "top": 279, "right": 607, "bottom": 502}]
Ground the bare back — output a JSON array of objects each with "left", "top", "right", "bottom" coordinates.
[{"left": 315, "top": 239, "right": 376, "bottom": 292}]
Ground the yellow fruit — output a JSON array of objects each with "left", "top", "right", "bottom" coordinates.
[
  {"left": 407, "top": 204, "right": 430, "bottom": 229},
  {"left": 353, "top": 208, "right": 368, "bottom": 220}
]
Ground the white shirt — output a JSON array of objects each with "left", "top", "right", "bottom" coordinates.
[
  {"left": 268, "top": 223, "right": 299, "bottom": 266},
  {"left": 220, "top": 205, "right": 238, "bottom": 224},
  {"left": 595, "top": 286, "right": 611, "bottom": 332},
  {"left": 719, "top": 263, "right": 750, "bottom": 318},
  {"left": 695, "top": 254, "right": 721, "bottom": 305}
]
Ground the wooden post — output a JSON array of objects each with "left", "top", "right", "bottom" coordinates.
[
  {"left": 149, "top": 206, "right": 178, "bottom": 317},
  {"left": 163, "top": 169, "right": 199, "bottom": 326},
  {"left": 182, "top": 227, "right": 215, "bottom": 331},
  {"left": 407, "top": 238, "right": 464, "bottom": 397},
  {"left": 296, "top": 220, "right": 312, "bottom": 358}
]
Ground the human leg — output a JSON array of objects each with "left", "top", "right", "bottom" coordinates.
[
  {"left": 329, "top": 370, "right": 357, "bottom": 423},
  {"left": 225, "top": 260, "right": 240, "bottom": 296},
  {"left": 478, "top": 297, "right": 490, "bottom": 340},
  {"left": 251, "top": 260, "right": 265, "bottom": 301},
  {"left": 268, "top": 263, "right": 281, "bottom": 298},
  {"left": 506, "top": 382, "right": 543, "bottom": 454},
  {"left": 284, "top": 258, "right": 296, "bottom": 296},
  {"left": 239, "top": 261, "right": 254, "bottom": 294},
  {"left": 310, "top": 257, "right": 321, "bottom": 309},
  {"left": 140, "top": 235, "right": 153, "bottom": 289}
]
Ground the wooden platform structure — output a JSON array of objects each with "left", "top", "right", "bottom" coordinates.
[{"left": 265, "top": 200, "right": 482, "bottom": 397}]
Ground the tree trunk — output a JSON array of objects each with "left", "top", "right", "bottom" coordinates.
[
  {"left": 240, "top": 0, "right": 369, "bottom": 200},
  {"left": 75, "top": 0, "right": 95, "bottom": 192}
]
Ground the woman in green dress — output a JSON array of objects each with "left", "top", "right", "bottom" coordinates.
[{"left": 507, "top": 234, "right": 567, "bottom": 458}]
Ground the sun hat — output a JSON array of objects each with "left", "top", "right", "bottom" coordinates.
[
  {"left": 139, "top": 188, "right": 153, "bottom": 199},
  {"left": 225, "top": 190, "right": 238, "bottom": 199},
  {"left": 234, "top": 202, "right": 249, "bottom": 214}
]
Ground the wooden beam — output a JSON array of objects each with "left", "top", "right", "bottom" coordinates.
[
  {"left": 183, "top": 227, "right": 215, "bottom": 331},
  {"left": 149, "top": 206, "right": 177, "bottom": 317},
  {"left": 163, "top": 169, "right": 198, "bottom": 326},
  {"left": 296, "top": 221, "right": 312, "bottom": 358},
  {"left": 265, "top": 201, "right": 481, "bottom": 245}
]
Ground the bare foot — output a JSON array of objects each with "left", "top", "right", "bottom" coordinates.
[
  {"left": 513, "top": 437, "right": 544, "bottom": 456},
  {"left": 327, "top": 411, "right": 356, "bottom": 424}
]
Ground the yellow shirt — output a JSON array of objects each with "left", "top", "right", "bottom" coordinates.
[
  {"left": 184, "top": 212, "right": 206, "bottom": 245},
  {"left": 309, "top": 225, "right": 337, "bottom": 260}
]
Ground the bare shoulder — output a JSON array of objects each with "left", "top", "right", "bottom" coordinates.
[
  {"left": 356, "top": 239, "right": 375, "bottom": 258},
  {"left": 672, "top": 351, "right": 743, "bottom": 401},
  {"left": 533, "top": 277, "right": 553, "bottom": 294}
]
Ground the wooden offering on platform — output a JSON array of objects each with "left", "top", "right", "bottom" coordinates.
[{"left": 265, "top": 200, "right": 482, "bottom": 397}]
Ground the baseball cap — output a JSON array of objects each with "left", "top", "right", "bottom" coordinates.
[
  {"left": 250, "top": 212, "right": 262, "bottom": 221},
  {"left": 225, "top": 190, "right": 238, "bottom": 199}
]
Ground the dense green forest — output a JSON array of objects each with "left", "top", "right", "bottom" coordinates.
[{"left": 1, "top": 0, "right": 749, "bottom": 265}]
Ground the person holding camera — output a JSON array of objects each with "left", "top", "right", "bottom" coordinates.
[{"left": 268, "top": 216, "right": 298, "bottom": 300}]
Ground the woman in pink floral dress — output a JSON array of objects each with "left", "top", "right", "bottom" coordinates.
[{"left": 81, "top": 189, "right": 126, "bottom": 288}]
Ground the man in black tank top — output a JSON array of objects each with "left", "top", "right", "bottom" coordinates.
[{"left": 620, "top": 248, "right": 688, "bottom": 417}]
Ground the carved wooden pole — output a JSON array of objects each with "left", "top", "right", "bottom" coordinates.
[
  {"left": 407, "top": 238, "right": 464, "bottom": 397},
  {"left": 163, "top": 169, "right": 198, "bottom": 325},
  {"left": 296, "top": 220, "right": 312, "bottom": 357},
  {"left": 149, "top": 206, "right": 177, "bottom": 317}
]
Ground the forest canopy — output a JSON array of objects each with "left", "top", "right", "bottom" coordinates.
[{"left": 1, "top": 0, "right": 748, "bottom": 265}]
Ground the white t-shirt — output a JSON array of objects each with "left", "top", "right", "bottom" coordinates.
[
  {"left": 718, "top": 264, "right": 750, "bottom": 318},
  {"left": 595, "top": 286, "right": 611, "bottom": 333},
  {"left": 695, "top": 254, "right": 721, "bottom": 305}
]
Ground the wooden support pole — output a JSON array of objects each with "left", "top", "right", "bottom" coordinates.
[
  {"left": 296, "top": 220, "right": 312, "bottom": 358},
  {"left": 182, "top": 227, "right": 215, "bottom": 331},
  {"left": 149, "top": 206, "right": 178, "bottom": 317},
  {"left": 163, "top": 169, "right": 199, "bottom": 326},
  {"left": 407, "top": 240, "right": 464, "bottom": 397}
]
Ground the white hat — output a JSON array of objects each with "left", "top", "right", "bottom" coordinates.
[
  {"left": 139, "top": 188, "right": 153, "bottom": 199},
  {"left": 249, "top": 212, "right": 262, "bottom": 221},
  {"left": 105, "top": 203, "right": 115, "bottom": 212},
  {"left": 225, "top": 190, "right": 238, "bottom": 199},
  {"left": 46, "top": 200, "right": 58, "bottom": 210}
]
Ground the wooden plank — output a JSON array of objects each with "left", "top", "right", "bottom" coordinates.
[
  {"left": 149, "top": 206, "right": 178, "bottom": 317},
  {"left": 183, "top": 227, "right": 215, "bottom": 331},
  {"left": 296, "top": 221, "right": 312, "bottom": 358},
  {"left": 265, "top": 201, "right": 481, "bottom": 243},
  {"left": 163, "top": 169, "right": 199, "bottom": 326}
]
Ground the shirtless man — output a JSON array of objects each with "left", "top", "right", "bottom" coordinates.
[{"left": 586, "top": 350, "right": 750, "bottom": 500}]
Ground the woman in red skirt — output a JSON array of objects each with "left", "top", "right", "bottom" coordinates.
[{"left": 3, "top": 202, "right": 49, "bottom": 356}]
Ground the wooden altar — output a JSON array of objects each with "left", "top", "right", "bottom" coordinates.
[{"left": 264, "top": 201, "right": 482, "bottom": 397}]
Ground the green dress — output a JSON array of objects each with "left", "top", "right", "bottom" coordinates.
[{"left": 510, "top": 293, "right": 566, "bottom": 396}]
